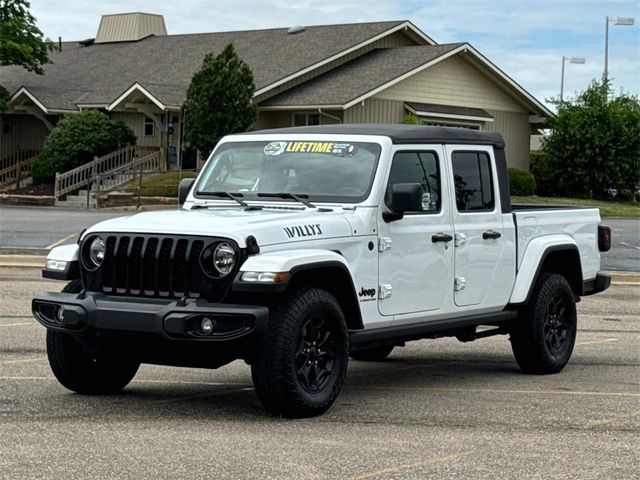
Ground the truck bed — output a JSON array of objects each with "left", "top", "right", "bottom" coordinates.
[
  {"left": 512, "top": 204, "right": 594, "bottom": 211},
  {"left": 513, "top": 207, "right": 601, "bottom": 281}
]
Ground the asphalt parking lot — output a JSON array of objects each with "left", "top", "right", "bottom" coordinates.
[{"left": 0, "top": 267, "right": 638, "bottom": 479}]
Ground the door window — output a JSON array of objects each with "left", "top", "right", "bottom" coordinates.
[
  {"left": 451, "top": 151, "right": 494, "bottom": 211},
  {"left": 385, "top": 151, "right": 440, "bottom": 213}
]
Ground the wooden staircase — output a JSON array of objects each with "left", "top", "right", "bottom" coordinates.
[{"left": 54, "top": 145, "right": 163, "bottom": 208}]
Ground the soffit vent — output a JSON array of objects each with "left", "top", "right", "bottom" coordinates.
[{"left": 95, "top": 13, "right": 167, "bottom": 44}]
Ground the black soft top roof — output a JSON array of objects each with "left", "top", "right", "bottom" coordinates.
[{"left": 245, "top": 124, "right": 505, "bottom": 148}]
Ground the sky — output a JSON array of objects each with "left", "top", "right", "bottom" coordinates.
[{"left": 29, "top": 0, "right": 640, "bottom": 108}]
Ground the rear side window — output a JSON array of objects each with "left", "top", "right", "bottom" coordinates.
[
  {"left": 451, "top": 151, "right": 494, "bottom": 211},
  {"left": 385, "top": 151, "right": 440, "bottom": 213}
]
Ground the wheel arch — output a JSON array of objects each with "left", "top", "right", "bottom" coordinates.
[
  {"left": 233, "top": 250, "right": 363, "bottom": 330},
  {"left": 510, "top": 239, "right": 584, "bottom": 305},
  {"left": 286, "top": 262, "right": 364, "bottom": 331}
]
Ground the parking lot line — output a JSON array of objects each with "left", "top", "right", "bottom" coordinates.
[
  {"left": 0, "top": 322, "right": 34, "bottom": 328},
  {"left": 584, "top": 411, "right": 640, "bottom": 428},
  {"left": 576, "top": 338, "right": 618, "bottom": 346},
  {"left": 349, "top": 385, "right": 640, "bottom": 398},
  {"left": 0, "top": 358, "right": 45, "bottom": 365},
  {"left": 45, "top": 233, "right": 77, "bottom": 250},
  {"left": 0, "top": 376, "right": 51, "bottom": 381},
  {"left": 350, "top": 453, "right": 469, "bottom": 480}
]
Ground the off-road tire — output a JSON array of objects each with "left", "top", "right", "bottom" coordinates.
[
  {"left": 251, "top": 287, "right": 349, "bottom": 418},
  {"left": 510, "top": 273, "right": 577, "bottom": 374},
  {"left": 350, "top": 345, "right": 395, "bottom": 361},
  {"left": 47, "top": 330, "right": 140, "bottom": 394}
]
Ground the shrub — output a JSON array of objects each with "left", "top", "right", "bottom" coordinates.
[
  {"left": 530, "top": 150, "right": 557, "bottom": 196},
  {"left": 402, "top": 113, "right": 418, "bottom": 124},
  {"left": 33, "top": 110, "right": 136, "bottom": 184},
  {"left": 508, "top": 167, "right": 537, "bottom": 196}
]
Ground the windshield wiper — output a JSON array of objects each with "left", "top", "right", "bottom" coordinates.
[
  {"left": 257, "top": 192, "right": 316, "bottom": 208},
  {"left": 195, "top": 191, "right": 248, "bottom": 207}
]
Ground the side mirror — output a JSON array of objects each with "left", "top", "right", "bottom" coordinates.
[
  {"left": 383, "top": 183, "right": 424, "bottom": 222},
  {"left": 178, "top": 178, "right": 196, "bottom": 205}
]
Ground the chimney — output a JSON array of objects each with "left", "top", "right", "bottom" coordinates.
[{"left": 95, "top": 12, "right": 167, "bottom": 43}]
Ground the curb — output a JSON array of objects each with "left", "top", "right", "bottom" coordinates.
[
  {"left": 1, "top": 255, "right": 639, "bottom": 285},
  {"left": 605, "top": 271, "right": 640, "bottom": 285},
  {"left": 0, "top": 254, "right": 46, "bottom": 268}
]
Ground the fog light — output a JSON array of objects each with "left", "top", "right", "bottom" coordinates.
[
  {"left": 201, "top": 317, "right": 215, "bottom": 335},
  {"left": 56, "top": 306, "right": 65, "bottom": 323}
]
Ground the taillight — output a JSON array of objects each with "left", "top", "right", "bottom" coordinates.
[{"left": 598, "top": 225, "right": 611, "bottom": 252}]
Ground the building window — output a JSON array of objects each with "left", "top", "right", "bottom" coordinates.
[
  {"left": 144, "top": 117, "right": 155, "bottom": 136},
  {"left": 451, "top": 151, "right": 494, "bottom": 212},
  {"left": 420, "top": 119, "right": 481, "bottom": 130},
  {"left": 293, "top": 113, "right": 320, "bottom": 126}
]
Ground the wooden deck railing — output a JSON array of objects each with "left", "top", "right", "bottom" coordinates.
[
  {"left": 0, "top": 148, "right": 40, "bottom": 172},
  {"left": 54, "top": 145, "right": 161, "bottom": 199},
  {"left": 0, "top": 153, "right": 40, "bottom": 190}
]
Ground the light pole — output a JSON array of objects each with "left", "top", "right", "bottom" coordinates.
[
  {"left": 560, "top": 56, "right": 586, "bottom": 103},
  {"left": 605, "top": 16, "right": 635, "bottom": 80}
]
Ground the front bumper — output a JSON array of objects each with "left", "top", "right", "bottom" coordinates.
[{"left": 32, "top": 291, "right": 269, "bottom": 341}]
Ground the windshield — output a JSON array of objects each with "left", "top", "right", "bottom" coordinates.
[{"left": 194, "top": 140, "right": 381, "bottom": 203}]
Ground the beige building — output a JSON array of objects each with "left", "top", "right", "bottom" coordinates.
[{"left": 0, "top": 13, "right": 551, "bottom": 171}]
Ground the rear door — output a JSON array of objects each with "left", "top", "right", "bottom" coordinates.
[
  {"left": 377, "top": 146, "right": 454, "bottom": 316},
  {"left": 446, "top": 146, "right": 506, "bottom": 307}
]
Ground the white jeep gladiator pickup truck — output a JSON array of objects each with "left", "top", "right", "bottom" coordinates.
[{"left": 33, "top": 125, "right": 612, "bottom": 418}]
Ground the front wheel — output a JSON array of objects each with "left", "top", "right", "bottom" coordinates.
[
  {"left": 47, "top": 330, "right": 140, "bottom": 394},
  {"left": 251, "top": 287, "right": 349, "bottom": 418},
  {"left": 510, "top": 273, "right": 577, "bottom": 374}
]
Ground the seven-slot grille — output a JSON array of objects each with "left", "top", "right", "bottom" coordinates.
[{"left": 82, "top": 234, "right": 235, "bottom": 301}]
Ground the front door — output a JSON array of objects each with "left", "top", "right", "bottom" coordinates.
[
  {"left": 377, "top": 147, "right": 454, "bottom": 316},
  {"left": 446, "top": 146, "right": 505, "bottom": 307}
]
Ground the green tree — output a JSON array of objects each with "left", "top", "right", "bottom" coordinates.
[
  {"left": 541, "top": 79, "right": 640, "bottom": 201},
  {"left": 0, "top": 0, "right": 54, "bottom": 72},
  {"left": 183, "top": 43, "right": 256, "bottom": 155},
  {"left": 0, "top": 0, "right": 55, "bottom": 112},
  {"left": 31, "top": 110, "right": 136, "bottom": 184}
]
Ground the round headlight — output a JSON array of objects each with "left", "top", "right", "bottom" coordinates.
[
  {"left": 213, "top": 242, "right": 235, "bottom": 276},
  {"left": 89, "top": 237, "right": 106, "bottom": 267}
]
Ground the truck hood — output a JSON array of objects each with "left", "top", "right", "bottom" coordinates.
[{"left": 83, "top": 207, "right": 354, "bottom": 247}]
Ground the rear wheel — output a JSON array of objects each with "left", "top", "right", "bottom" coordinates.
[
  {"left": 510, "top": 273, "right": 577, "bottom": 374},
  {"left": 350, "top": 345, "right": 395, "bottom": 361},
  {"left": 47, "top": 330, "right": 139, "bottom": 394},
  {"left": 251, "top": 287, "right": 349, "bottom": 418}
]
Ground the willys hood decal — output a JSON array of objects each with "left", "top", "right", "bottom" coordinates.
[{"left": 83, "top": 208, "right": 353, "bottom": 247}]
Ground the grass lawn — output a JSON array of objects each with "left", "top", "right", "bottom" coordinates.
[
  {"left": 128, "top": 171, "right": 197, "bottom": 197},
  {"left": 512, "top": 196, "right": 639, "bottom": 217}
]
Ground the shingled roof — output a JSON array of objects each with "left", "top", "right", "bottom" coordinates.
[
  {"left": 0, "top": 20, "right": 415, "bottom": 112},
  {"left": 261, "top": 44, "right": 464, "bottom": 108}
]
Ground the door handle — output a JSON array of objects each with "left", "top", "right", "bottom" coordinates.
[
  {"left": 432, "top": 233, "right": 453, "bottom": 243},
  {"left": 482, "top": 230, "right": 502, "bottom": 240}
]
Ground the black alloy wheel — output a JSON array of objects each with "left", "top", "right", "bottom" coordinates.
[
  {"left": 543, "top": 295, "right": 569, "bottom": 353},
  {"left": 296, "top": 315, "right": 337, "bottom": 393}
]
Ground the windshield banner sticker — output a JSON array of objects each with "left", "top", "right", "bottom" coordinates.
[{"left": 264, "top": 141, "right": 358, "bottom": 157}]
